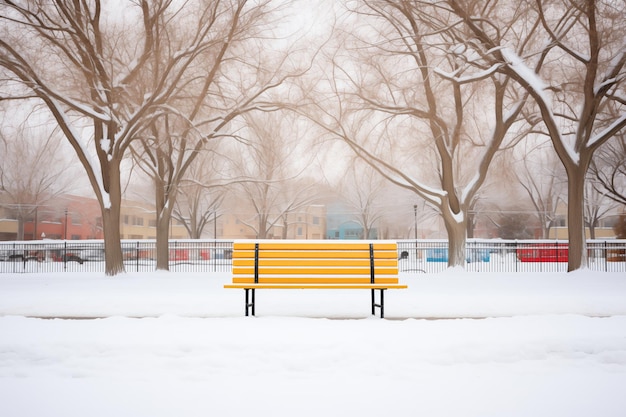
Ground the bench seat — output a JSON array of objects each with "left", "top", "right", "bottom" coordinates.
[
  {"left": 224, "top": 240, "right": 407, "bottom": 318},
  {"left": 225, "top": 283, "right": 406, "bottom": 289}
]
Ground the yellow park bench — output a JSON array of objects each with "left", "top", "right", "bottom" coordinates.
[{"left": 224, "top": 240, "right": 407, "bottom": 318}]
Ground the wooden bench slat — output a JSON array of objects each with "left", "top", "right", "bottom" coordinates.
[
  {"left": 232, "top": 250, "right": 398, "bottom": 259},
  {"left": 225, "top": 283, "right": 408, "bottom": 289},
  {"left": 233, "top": 258, "right": 399, "bottom": 267},
  {"left": 232, "top": 272, "right": 400, "bottom": 278},
  {"left": 233, "top": 242, "right": 397, "bottom": 251},
  {"left": 232, "top": 277, "right": 402, "bottom": 284},
  {"left": 233, "top": 266, "right": 398, "bottom": 275},
  {"left": 233, "top": 273, "right": 400, "bottom": 278}
]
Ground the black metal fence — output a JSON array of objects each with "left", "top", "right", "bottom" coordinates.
[
  {"left": 0, "top": 240, "right": 233, "bottom": 273},
  {"left": 1, "top": 239, "right": 625, "bottom": 274},
  {"left": 396, "top": 239, "right": 626, "bottom": 273}
]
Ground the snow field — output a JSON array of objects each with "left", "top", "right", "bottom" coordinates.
[{"left": 0, "top": 270, "right": 625, "bottom": 416}]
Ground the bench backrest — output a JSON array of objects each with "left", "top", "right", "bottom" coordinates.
[{"left": 232, "top": 241, "right": 399, "bottom": 285}]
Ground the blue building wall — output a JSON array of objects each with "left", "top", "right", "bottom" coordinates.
[{"left": 326, "top": 220, "right": 377, "bottom": 240}]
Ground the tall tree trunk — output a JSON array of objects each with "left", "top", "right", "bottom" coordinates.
[
  {"left": 16, "top": 215, "right": 25, "bottom": 240},
  {"left": 257, "top": 214, "right": 268, "bottom": 239},
  {"left": 281, "top": 215, "right": 288, "bottom": 239},
  {"left": 156, "top": 212, "right": 171, "bottom": 270},
  {"left": 566, "top": 166, "right": 588, "bottom": 271},
  {"left": 466, "top": 211, "right": 475, "bottom": 239},
  {"left": 155, "top": 180, "right": 172, "bottom": 271},
  {"left": 102, "top": 161, "right": 125, "bottom": 276},
  {"left": 442, "top": 207, "right": 467, "bottom": 268},
  {"left": 588, "top": 220, "right": 596, "bottom": 240}
]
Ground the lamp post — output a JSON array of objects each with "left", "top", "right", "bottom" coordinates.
[
  {"left": 413, "top": 204, "right": 418, "bottom": 240},
  {"left": 413, "top": 204, "right": 418, "bottom": 261},
  {"left": 63, "top": 208, "right": 68, "bottom": 270}
]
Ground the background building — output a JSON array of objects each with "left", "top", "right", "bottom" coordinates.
[
  {"left": 221, "top": 205, "right": 327, "bottom": 239},
  {"left": 0, "top": 195, "right": 187, "bottom": 241}
]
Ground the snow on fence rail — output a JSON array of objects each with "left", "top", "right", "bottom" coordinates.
[{"left": 0, "top": 239, "right": 625, "bottom": 274}]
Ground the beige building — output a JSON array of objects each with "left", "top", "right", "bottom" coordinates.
[
  {"left": 0, "top": 217, "right": 18, "bottom": 241},
  {"left": 120, "top": 200, "right": 187, "bottom": 240},
  {"left": 0, "top": 195, "right": 188, "bottom": 241},
  {"left": 221, "top": 205, "right": 327, "bottom": 240},
  {"left": 548, "top": 203, "right": 623, "bottom": 240}
]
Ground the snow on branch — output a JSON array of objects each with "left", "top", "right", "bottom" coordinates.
[
  {"left": 500, "top": 48, "right": 549, "bottom": 106},
  {"left": 434, "top": 63, "right": 501, "bottom": 84},
  {"left": 587, "top": 113, "right": 626, "bottom": 150},
  {"left": 595, "top": 46, "right": 626, "bottom": 95}
]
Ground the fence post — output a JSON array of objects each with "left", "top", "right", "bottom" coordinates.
[{"left": 135, "top": 241, "right": 139, "bottom": 272}]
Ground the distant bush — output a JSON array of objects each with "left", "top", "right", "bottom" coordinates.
[{"left": 498, "top": 213, "right": 534, "bottom": 240}]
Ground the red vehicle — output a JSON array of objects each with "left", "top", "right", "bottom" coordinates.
[
  {"left": 517, "top": 243, "right": 568, "bottom": 262},
  {"left": 49, "top": 249, "right": 84, "bottom": 264},
  {"left": 169, "top": 249, "right": 189, "bottom": 261}
]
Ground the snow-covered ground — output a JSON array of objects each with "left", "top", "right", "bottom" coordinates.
[{"left": 1, "top": 270, "right": 626, "bottom": 416}]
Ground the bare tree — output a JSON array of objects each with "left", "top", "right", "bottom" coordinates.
[
  {"left": 0, "top": 1, "right": 196, "bottom": 273},
  {"left": 0, "top": 118, "right": 75, "bottom": 239},
  {"left": 303, "top": 1, "right": 530, "bottom": 266},
  {"left": 337, "top": 160, "right": 389, "bottom": 240},
  {"left": 229, "top": 112, "right": 318, "bottom": 239},
  {"left": 448, "top": 0, "right": 626, "bottom": 270},
  {"left": 126, "top": 1, "right": 316, "bottom": 269},
  {"left": 0, "top": 0, "right": 300, "bottom": 274},
  {"left": 590, "top": 130, "right": 626, "bottom": 206},
  {"left": 584, "top": 179, "right": 618, "bottom": 239},
  {"left": 172, "top": 156, "right": 226, "bottom": 240},
  {"left": 514, "top": 141, "right": 566, "bottom": 239}
]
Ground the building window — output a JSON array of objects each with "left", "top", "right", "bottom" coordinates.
[
  {"left": 313, "top": 217, "right": 320, "bottom": 225},
  {"left": 149, "top": 219, "right": 157, "bottom": 227},
  {"left": 600, "top": 216, "right": 618, "bottom": 228},
  {"left": 297, "top": 227, "right": 303, "bottom": 236},
  {"left": 123, "top": 215, "right": 130, "bottom": 225}
]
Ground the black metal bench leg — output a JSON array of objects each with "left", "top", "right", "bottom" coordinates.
[
  {"left": 371, "top": 289, "right": 386, "bottom": 318},
  {"left": 245, "top": 288, "right": 256, "bottom": 316}
]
